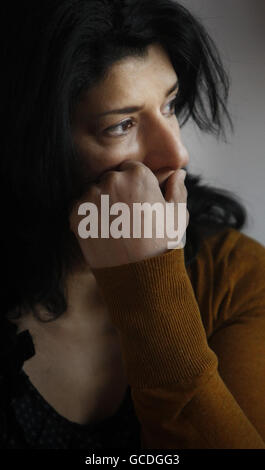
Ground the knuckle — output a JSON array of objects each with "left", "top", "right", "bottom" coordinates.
[
  {"left": 99, "top": 170, "right": 119, "bottom": 184},
  {"left": 120, "top": 160, "right": 147, "bottom": 174},
  {"left": 134, "top": 164, "right": 148, "bottom": 177}
]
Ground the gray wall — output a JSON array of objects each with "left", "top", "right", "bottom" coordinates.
[{"left": 179, "top": 0, "right": 265, "bottom": 245}]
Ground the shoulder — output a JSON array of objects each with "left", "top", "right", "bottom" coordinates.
[
  {"left": 200, "top": 227, "right": 265, "bottom": 280},
  {"left": 202, "top": 226, "right": 265, "bottom": 257},
  {"left": 188, "top": 227, "right": 265, "bottom": 335}
]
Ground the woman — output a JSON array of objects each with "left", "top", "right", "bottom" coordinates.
[{"left": 0, "top": 0, "right": 264, "bottom": 449}]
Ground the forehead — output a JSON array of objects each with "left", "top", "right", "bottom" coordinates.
[{"left": 81, "top": 43, "right": 177, "bottom": 107}]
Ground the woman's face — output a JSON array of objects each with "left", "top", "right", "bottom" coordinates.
[{"left": 72, "top": 43, "right": 189, "bottom": 186}]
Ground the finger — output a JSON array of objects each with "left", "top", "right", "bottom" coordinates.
[
  {"left": 164, "top": 170, "right": 188, "bottom": 203},
  {"left": 177, "top": 168, "right": 187, "bottom": 180},
  {"left": 155, "top": 168, "right": 176, "bottom": 188},
  {"left": 116, "top": 160, "right": 146, "bottom": 172}
]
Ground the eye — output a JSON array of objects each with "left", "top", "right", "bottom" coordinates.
[
  {"left": 102, "top": 96, "right": 178, "bottom": 138},
  {"left": 103, "top": 119, "right": 132, "bottom": 137},
  {"left": 164, "top": 96, "right": 177, "bottom": 115}
]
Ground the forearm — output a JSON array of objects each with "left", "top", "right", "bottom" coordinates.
[
  {"left": 92, "top": 248, "right": 217, "bottom": 388},
  {"left": 91, "top": 247, "right": 265, "bottom": 449}
]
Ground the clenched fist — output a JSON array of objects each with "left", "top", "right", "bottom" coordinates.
[{"left": 69, "top": 161, "right": 189, "bottom": 269}]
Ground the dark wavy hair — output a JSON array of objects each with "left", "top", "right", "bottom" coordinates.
[{"left": 1, "top": 0, "right": 247, "bottom": 322}]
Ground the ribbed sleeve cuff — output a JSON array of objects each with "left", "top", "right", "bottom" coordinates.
[{"left": 91, "top": 248, "right": 218, "bottom": 389}]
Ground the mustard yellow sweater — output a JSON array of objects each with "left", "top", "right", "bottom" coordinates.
[{"left": 91, "top": 227, "right": 265, "bottom": 449}]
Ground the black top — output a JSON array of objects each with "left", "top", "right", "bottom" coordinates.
[{"left": 0, "top": 317, "right": 142, "bottom": 449}]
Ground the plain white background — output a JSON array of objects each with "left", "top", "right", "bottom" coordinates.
[{"left": 178, "top": 0, "right": 265, "bottom": 245}]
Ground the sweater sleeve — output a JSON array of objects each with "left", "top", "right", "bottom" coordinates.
[{"left": 91, "top": 238, "right": 265, "bottom": 449}]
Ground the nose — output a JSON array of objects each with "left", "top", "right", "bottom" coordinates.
[{"left": 144, "top": 116, "right": 189, "bottom": 174}]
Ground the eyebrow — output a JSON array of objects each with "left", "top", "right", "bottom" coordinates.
[{"left": 92, "top": 79, "right": 179, "bottom": 118}]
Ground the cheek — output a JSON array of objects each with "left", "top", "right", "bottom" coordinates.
[{"left": 74, "top": 133, "right": 143, "bottom": 182}]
